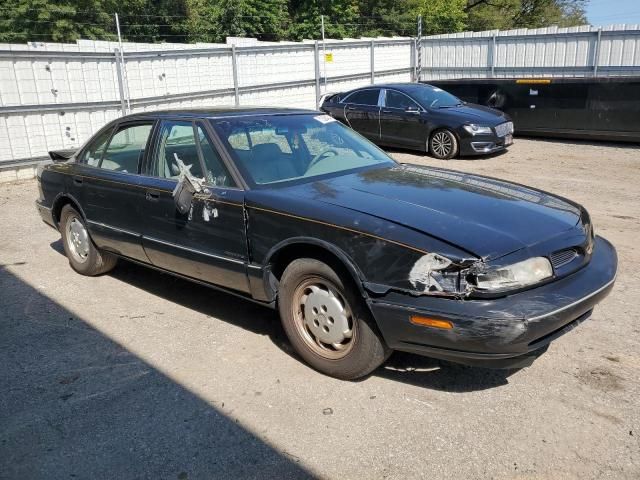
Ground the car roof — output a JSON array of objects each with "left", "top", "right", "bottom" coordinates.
[
  {"left": 343, "top": 83, "right": 437, "bottom": 94},
  {"left": 118, "top": 106, "right": 318, "bottom": 121}
]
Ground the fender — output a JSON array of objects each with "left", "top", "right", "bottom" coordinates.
[
  {"left": 251, "top": 236, "right": 369, "bottom": 303},
  {"left": 51, "top": 192, "right": 87, "bottom": 228}
]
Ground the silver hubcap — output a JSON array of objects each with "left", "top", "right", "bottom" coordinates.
[
  {"left": 292, "top": 277, "right": 356, "bottom": 359},
  {"left": 432, "top": 131, "right": 453, "bottom": 157},
  {"left": 66, "top": 216, "right": 90, "bottom": 263}
]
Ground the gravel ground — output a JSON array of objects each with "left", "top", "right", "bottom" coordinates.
[{"left": 1, "top": 137, "right": 639, "bottom": 479}]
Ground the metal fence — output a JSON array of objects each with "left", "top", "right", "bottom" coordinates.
[
  {"left": 0, "top": 37, "right": 413, "bottom": 164},
  {"left": 2, "top": 23, "right": 640, "bottom": 165},
  {"left": 419, "top": 24, "right": 640, "bottom": 80}
]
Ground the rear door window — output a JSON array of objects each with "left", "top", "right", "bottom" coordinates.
[
  {"left": 100, "top": 123, "right": 153, "bottom": 173},
  {"left": 344, "top": 89, "right": 381, "bottom": 106}
]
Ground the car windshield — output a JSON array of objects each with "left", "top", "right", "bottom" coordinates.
[
  {"left": 211, "top": 114, "right": 395, "bottom": 186},
  {"left": 408, "top": 86, "right": 462, "bottom": 108}
]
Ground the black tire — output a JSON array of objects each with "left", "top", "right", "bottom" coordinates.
[
  {"left": 278, "top": 258, "right": 391, "bottom": 380},
  {"left": 429, "top": 129, "right": 459, "bottom": 159},
  {"left": 60, "top": 204, "right": 117, "bottom": 276}
]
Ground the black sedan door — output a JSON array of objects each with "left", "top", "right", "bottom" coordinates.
[
  {"left": 342, "top": 88, "right": 381, "bottom": 141},
  {"left": 379, "top": 89, "right": 427, "bottom": 149},
  {"left": 77, "top": 121, "right": 154, "bottom": 261},
  {"left": 139, "top": 119, "right": 250, "bottom": 293}
]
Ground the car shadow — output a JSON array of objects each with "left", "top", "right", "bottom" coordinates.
[
  {"left": 0, "top": 264, "right": 314, "bottom": 479},
  {"left": 373, "top": 352, "right": 517, "bottom": 392},
  {"left": 50, "top": 240, "right": 516, "bottom": 392}
]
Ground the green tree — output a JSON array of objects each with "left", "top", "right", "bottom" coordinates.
[
  {"left": 286, "top": 0, "right": 361, "bottom": 40},
  {"left": 165, "top": 0, "right": 289, "bottom": 43},
  {"left": 465, "top": 0, "right": 588, "bottom": 31},
  {"left": 412, "top": 0, "right": 468, "bottom": 35},
  {"left": 0, "top": 0, "right": 591, "bottom": 44},
  {"left": 356, "top": 0, "right": 419, "bottom": 37},
  {"left": 0, "top": 0, "right": 120, "bottom": 43}
]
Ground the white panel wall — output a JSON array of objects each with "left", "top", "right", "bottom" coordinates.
[
  {"left": 0, "top": 37, "right": 412, "bottom": 163},
  {"left": 420, "top": 24, "right": 640, "bottom": 80},
  {"left": 237, "top": 47, "right": 314, "bottom": 86}
]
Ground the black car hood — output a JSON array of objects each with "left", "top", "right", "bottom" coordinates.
[
  {"left": 284, "top": 165, "right": 582, "bottom": 260},
  {"left": 433, "top": 103, "right": 507, "bottom": 124}
]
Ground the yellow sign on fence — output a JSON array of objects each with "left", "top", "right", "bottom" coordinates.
[{"left": 324, "top": 53, "right": 333, "bottom": 63}]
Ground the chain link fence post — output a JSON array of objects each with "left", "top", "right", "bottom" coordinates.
[
  {"left": 314, "top": 41, "right": 321, "bottom": 108},
  {"left": 114, "top": 13, "right": 130, "bottom": 113},
  {"left": 491, "top": 33, "right": 497, "bottom": 77},
  {"left": 410, "top": 38, "right": 416, "bottom": 82},
  {"left": 231, "top": 45, "right": 240, "bottom": 106},
  {"left": 114, "top": 48, "right": 127, "bottom": 116},
  {"left": 416, "top": 15, "right": 422, "bottom": 82},
  {"left": 593, "top": 27, "right": 602, "bottom": 77},
  {"left": 370, "top": 40, "right": 375, "bottom": 84}
]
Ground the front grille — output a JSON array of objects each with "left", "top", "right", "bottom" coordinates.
[
  {"left": 495, "top": 122, "right": 514, "bottom": 137},
  {"left": 550, "top": 248, "right": 579, "bottom": 269}
]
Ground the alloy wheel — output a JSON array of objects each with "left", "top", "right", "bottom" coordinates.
[{"left": 431, "top": 131, "right": 453, "bottom": 158}]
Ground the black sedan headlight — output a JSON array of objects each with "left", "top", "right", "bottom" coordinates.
[
  {"left": 468, "top": 257, "right": 553, "bottom": 293},
  {"left": 462, "top": 124, "right": 493, "bottom": 135}
]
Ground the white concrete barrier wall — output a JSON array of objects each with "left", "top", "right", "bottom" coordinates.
[
  {"left": 0, "top": 37, "right": 412, "bottom": 164},
  {"left": 420, "top": 24, "right": 640, "bottom": 80},
  {"left": 3, "top": 24, "right": 639, "bottom": 166}
]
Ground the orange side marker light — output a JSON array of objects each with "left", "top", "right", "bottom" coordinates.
[{"left": 410, "top": 316, "right": 454, "bottom": 330}]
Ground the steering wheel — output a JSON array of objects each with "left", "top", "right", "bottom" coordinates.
[{"left": 306, "top": 147, "right": 340, "bottom": 172}]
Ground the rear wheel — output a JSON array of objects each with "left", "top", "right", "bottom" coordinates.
[
  {"left": 429, "top": 129, "right": 459, "bottom": 159},
  {"left": 278, "top": 258, "right": 390, "bottom": 380},
  {"left": 60, "top": 204, "right": 117, "bottom": 276}
]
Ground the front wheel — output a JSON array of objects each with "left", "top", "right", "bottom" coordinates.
[
  {"left": 60, "top": 204, "right": 117, "bottom": 276},
  {"left": 278, "top": 258, "right": 391, "bottom": 380},
  {"left": 429, "top": 129, "right": 459, "bottom": 159}
]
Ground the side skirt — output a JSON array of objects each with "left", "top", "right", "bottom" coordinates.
[{"left": 114, "top": 254, "right": 276, "bottom": 310}]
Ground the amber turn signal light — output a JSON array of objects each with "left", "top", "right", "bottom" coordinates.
[{"left": 410, "top": 315, "right": 454, "bottom": 330}]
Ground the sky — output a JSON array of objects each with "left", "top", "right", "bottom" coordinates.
[{"left": 587, "top": 0, "right": 640, "bottom": 26}]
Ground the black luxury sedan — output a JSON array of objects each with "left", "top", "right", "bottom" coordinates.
[
  {"left": 320, "top": 83, "right": 514, "bottom": 159},
  {"left": 36, "top": 107, "right": 616, "bottom": 380}
]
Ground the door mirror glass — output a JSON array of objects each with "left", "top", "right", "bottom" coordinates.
[{"left": 172, "top": 157, "right": 208, "bottom": 215}]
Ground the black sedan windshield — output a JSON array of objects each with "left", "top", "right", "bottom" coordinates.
[
  {"left": 211, "top": 114, "right": 394, "bottom": 185},
  {"left": 407, "top": 85, "right": 462, "bottom": 108}
]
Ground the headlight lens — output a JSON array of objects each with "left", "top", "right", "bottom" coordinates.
[
  {"left": 471, "top": 257, "right": 553, "bottom": 292},
  {"left": 463, "top": 124, "right": 493, "bottom": 135}
]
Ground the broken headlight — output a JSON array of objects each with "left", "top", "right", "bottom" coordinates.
[{"left": 469, "top": 257, "right": 553, "bottom": 293}]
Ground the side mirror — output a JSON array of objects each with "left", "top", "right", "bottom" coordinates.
[
  {"left": 173, "top": 177, "right": 196, "bottom": 215},
  {"left": 171, "top": 154, "right": 206, "bottom": 215}
]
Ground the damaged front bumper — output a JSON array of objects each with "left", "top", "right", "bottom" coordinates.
[{"left": 367, "top": 236, "right": 617, "bottom": 369}]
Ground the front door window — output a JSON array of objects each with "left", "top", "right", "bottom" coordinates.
[{"left": 154, "top": 121, "right": 235, "bottom": 187}]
